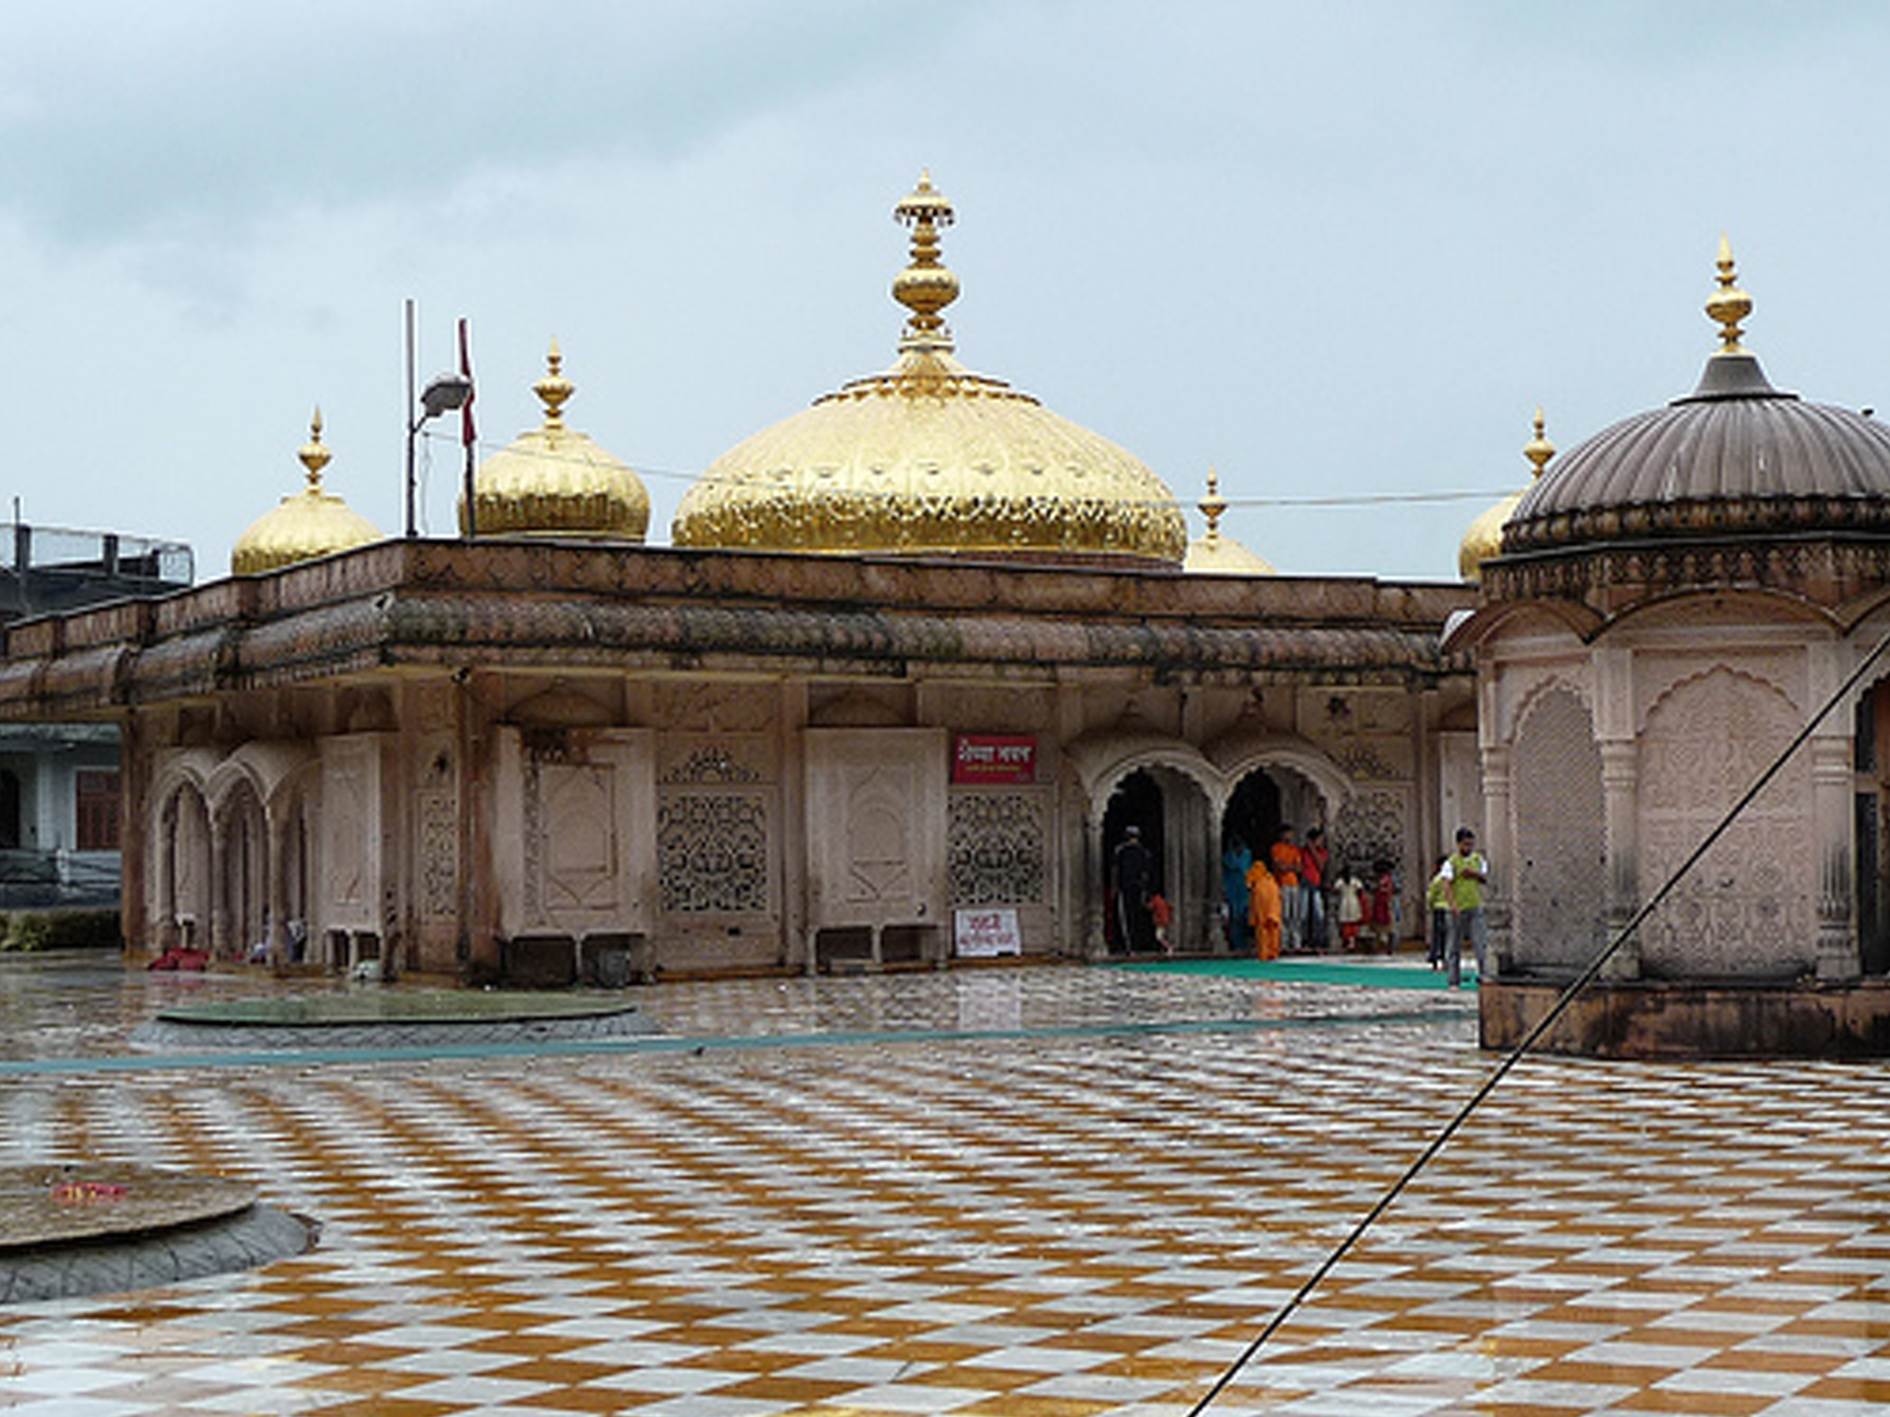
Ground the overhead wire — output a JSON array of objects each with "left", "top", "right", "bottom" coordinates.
[{"left": 407, "top": 426, "right": 1514, "bottom": 514}]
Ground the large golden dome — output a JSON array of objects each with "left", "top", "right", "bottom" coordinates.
[
  {"left": 231, "top": 411, "right": 383, "bottom": 576},
  {"left": 1459, "top": 410, "right": 1552, "bottom": 583},
  {"left": 671, "top": 173, "right": 1188, "bottom": 565},
  {"left": 461, "top": 342, "right": 650, "bottom": 541}
]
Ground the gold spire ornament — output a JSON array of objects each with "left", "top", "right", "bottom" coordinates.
[
  {"left": 1523, "top": 407, "right": 1555, "bottom": 478},
  {"left": 231, "top": 409, "right": 383, "bottom": 575},
  {"left": 891, "top": 169, "right": 960, "bottom": 351},
  {"left": 1184, "top": 468, "right": 1274, "bottom": 574},
  {"left": 1198, "top": 468, "right": 1229, "bottom": 546},
  {"left": 1706, "top": 235, "right": 1752, "bottom": 355},
  {"left": 299, "top": 408, "right": 332, "bottom": 489}
]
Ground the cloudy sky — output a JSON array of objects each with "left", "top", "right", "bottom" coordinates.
[{"left": 2, "top": 1, "right": 1888, "bottom": 581}]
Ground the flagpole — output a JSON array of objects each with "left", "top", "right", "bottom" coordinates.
[{"left": 458, "top": 317, "right": 477, "bottom": 540}]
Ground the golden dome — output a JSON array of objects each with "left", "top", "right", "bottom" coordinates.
[
  {"left": 1184, "top": 469, "right": 1274, "bottom": 574},
  {"left": 671, "top": 172, "right": 1188, "bottom": 565},
  {"left": 231, "top": 410, "right": 383, "bottom": 576},
  {"left": 1460, "top": 410, "right": 1553, "bottom": 583},
  {"left": 461, "top": 342, "right": 649, "bottom": 541}
]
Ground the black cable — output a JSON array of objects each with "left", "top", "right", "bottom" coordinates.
[{"left": 1186, "top": 625, "right": 1890, "bottom": 1416}]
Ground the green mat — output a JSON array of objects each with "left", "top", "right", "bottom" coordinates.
[{"left": 1117, "top": 956, "right": 1478, "bottom": 991}]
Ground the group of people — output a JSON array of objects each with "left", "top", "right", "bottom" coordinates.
[
  {"left": 1118, "top": 818, "right": 1491, "bottom": 980},
  {"left": 1225, "top": 825, "right": 1401, "bottom": 959}
]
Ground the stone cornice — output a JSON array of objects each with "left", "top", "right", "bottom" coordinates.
[
  {"left": 0, "top": 540, "right": 1475, "bottom": 720},
  {"left": 1481, "top": 530, "right": 1890, "bottom": 622}
]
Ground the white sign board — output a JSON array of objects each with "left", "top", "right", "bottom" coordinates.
[{"left": 955, "top": 908, "right": 1021, "bottom": 958}]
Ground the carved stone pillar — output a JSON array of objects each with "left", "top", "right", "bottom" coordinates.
[
  {"left": 1482, "top": 743, "right": 1514, "bottom": 976},
  {"left": 267, "top": 812, "right": 292, "bottom": 966},
  {"left": 1599, "top": 738, "right": 1641, "bottom": 980},
  {"left": 1813, "top": 732, "right": 1859, "bottom": 981},
  {"left": 1085, "top": 817, "right": 1108, "bottom": 960},
  {"left": 207, "top": 807, "right": 231, "bottom": 960}
]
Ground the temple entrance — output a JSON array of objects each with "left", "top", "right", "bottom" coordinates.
[
  {"left": 1101, "top": 765, "right": 1215, "bottom": 954},
  {"left": 1221, "top": 765, "right": 1329, "bottom": 954},
  {"left": 1103, "top": 770, "right": 1164, "bottom": 953}
]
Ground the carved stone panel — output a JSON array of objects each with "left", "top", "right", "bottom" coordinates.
[
  {"left": 320, "top": 734, "right": 393, "bottom": 933},
  {"left": 1511, "top": 687, "right": 1605, "bottom": 972},
  {"left": 949, "top": 790, "right": 1049, "bottom": 906},
  {"left": 658, "top": 792, "right": 772, "bottom": 914},
  {"left": 495, "top": 728, "right": 655, "bottom": 939},
  {"left": 416, "top": 736, "right": 458, "bottom": 921},
  {"left": 1637, "top": 667, "right": 1815, "bottom": 978},
  {"left": 806, "top": 728, "right": 948, "bottom": 929}
]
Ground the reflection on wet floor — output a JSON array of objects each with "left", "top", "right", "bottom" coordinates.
[{"left": 2, "top": 951, "right": 1888, "bottom": 1416}]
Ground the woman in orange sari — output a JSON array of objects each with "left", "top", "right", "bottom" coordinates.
[{"left": 1246, "top": 859, "right": 1283, "bottom": 961}]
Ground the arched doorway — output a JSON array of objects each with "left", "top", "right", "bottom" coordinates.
[
  {"left": 218, "top": 781, "right": 268, "bottom": 960},
  {"left": 0, "top": 768, "right": 20, "bottom": 850},
  {"left": 1103, "top": 770, "right": 1164, "bottom": 952},
  {"left": 1100, "top": 764, "right": 1217, "bottom": 955},
  {"left": 1222, "top": 765, "right": 1329, "bottom": 952},
  {"left": 158, "top": 784, "right": 212, "bottom": 952}
]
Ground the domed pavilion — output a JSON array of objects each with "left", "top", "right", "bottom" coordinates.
[
  {"left": 0, "top": 174, "right": 1474, "bottom": 985},
  {"left": 1450, "top": 241, "right": 1890, "bottom": 1056},
  {"left": 461, "top": 342, "right": 650, "bottom": 542}
]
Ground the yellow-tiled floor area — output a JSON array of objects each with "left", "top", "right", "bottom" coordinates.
[{"left": 2, "top": 959, "right": 1888, "bottom": 1415}]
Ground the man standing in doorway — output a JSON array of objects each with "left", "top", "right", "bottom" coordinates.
[
  {"left": 1269, "top": 827, "right": 1303, "bottom": 953},
  {"left": 1442, "top": 826, "right": 1489, "bottom": 989},
  {"left": 1112, "top": 825, "right": 1154, "bottom": 954},
  {"left": 1300, "top": 826, "right": 1330, "bottom": 952}
]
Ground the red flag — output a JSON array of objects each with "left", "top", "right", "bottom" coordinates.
[{"left": 457, "top": 318, "right": 476, "bottom": 447}]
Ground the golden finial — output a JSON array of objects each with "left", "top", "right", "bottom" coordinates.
[
  {"left": 1524, "top": 408, "right": 1554, "bottom": 478},
  {"left": 1705, "top": 234, "right": 1753, "bottom": 355},
  {"left": 534, "top": 339, "right": 573, "bottom": 430},
  {"left": 298, "top": 408, "right": 331, "bottom": 492},
  {"left": 892, "top": 169, "right": 960, "bottom": 348},
  {"left": 1199, "top": 468, "right": 1228, "bottom": 544}
]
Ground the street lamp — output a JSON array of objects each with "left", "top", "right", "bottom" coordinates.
[
  {"left": 402, "top": 300, "right": 477, "bottom": 538},
  {"left": 404, "top": 374, "right": 473, "bottom": 539}
]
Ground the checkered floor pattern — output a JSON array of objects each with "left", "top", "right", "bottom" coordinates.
[{"left": 2, "top": 965, "right": 1889, "bottom": 1415}]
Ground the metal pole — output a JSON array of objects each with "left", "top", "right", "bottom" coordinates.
[{"left": 404, "top": 299, "right": 417, "bottom": 538}]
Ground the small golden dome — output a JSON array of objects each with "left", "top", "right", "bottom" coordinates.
[
  {"left": 1184, "top": 469, "right": 1274, "bottom": 574},
  {"left": 671, "top": 172, "right": 1188, "bottom": 565},
  {"left": 1459, "top": 409, "right": 1553, "bottom": 583},
  {"left": 231, "top": 410, "right": 383, "bottom": 576},
  {"left": 461, "top": 342, "right": 650, "bottom": 541}
]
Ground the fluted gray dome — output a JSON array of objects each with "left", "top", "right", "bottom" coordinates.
[{"left": 1504, "top": 352, "right": 1890, "bottom": 554}]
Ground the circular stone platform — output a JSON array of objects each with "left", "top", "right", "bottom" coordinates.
[
  {"left": 134, "top": 989, "right": 657, "bottom": 1051},
  {"left": 157, "top": 989, "right": 642, "bottom": 1026},
  {"left": 0, "top": 1163, "right": 314, "bottom": 1304}
]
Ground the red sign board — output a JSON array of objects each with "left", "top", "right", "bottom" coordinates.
[{"left": 952, "top": 734, "right": 1036, "bottom": 785}]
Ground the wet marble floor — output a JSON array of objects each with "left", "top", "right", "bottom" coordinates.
[{"left": 1, "top": 952, "right": 1887, "bottom": 1416}]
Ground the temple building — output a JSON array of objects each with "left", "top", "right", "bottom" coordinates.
[
  {"left": 1454, "top": 242, "right": 1890, "bottom": 1056},
  {"left": 0, "top": 174, "right": 1477, "bottom": 983}
]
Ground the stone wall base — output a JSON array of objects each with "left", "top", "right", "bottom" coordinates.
[{"left": 1480, "top": 977, "right": 1890, "bottom": 1059}]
